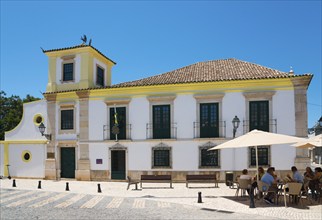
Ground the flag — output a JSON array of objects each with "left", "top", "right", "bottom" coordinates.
[{"left": 114, "top": 109, "right": 118, "bottom": 125}]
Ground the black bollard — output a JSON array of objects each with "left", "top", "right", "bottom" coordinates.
[
  {"left": 97, "top": 183, "right": 102, "bottom": 193},
  {"left": 198, "top": 192, "right": 202, "bottom": 203},
  {"left": 38, "top": 180, "right": 42, "bottom": 189},
  {"left": 12, "top": 179, "right": 16, "bottom": 187},
  {"left": 249, "top": 186, "right": 255, "bottom": 208},
  {"left": 65, "top": 182, "right": 70, "bottom": 191}
]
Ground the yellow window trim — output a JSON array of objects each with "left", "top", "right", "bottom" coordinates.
[{"left": 22, "top": 150, "right": 32, "bottom": 163}]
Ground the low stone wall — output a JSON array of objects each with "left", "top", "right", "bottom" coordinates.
[
  {"left": 87, "top": 169, "right": 297, "bottom": 182},
  {"left": 90, "top": 170, "right": 109, "bottom": 181}
]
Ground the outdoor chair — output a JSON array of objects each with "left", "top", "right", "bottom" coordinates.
[
  {"left": 127, "top": 176, "right": 139, "bottom": 190},
  {"left": 257, "top": 180, "right": 278, "bottom": 204},
  {"left": 235, "top": 179, "right": 251, "bottom": 197},
  {"left": 282, "top": 182, "right": 303, "bottom": 207}
]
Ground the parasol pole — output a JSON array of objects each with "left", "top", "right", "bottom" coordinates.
[{"left": 255, "top": 145, "right": 259, "bottom": 183}]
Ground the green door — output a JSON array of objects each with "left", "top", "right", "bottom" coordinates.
[
  {"left": 61, "top": 147, "right": 75, "bottom": 178},
  {"left": 153, "top": 105, "right": 170, "bottom": 139},
  {"left": 200, "top": 103, "right": 219, "bottom": 138},
  {"left": 110, "top": 107, "right": 126, "bottom": 140},
  {"left": 249, "top": 101, "right": 269, "bottom": 132},
  {"left": 111, "top": 150, "right": 126, "bottom": 180}
]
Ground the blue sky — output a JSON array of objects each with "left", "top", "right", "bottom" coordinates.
[{"left": 1, "top": 1, "right": 321, "bottom": 128}]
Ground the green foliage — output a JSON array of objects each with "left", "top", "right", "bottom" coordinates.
[{"left": 0, "top": 91, "right": 40, "bottom": 140}]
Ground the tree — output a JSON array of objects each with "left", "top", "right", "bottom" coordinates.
[{"left": 0, "top": 91, "right": 40, "bottom": 140}]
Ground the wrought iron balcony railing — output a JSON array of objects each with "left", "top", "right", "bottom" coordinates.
[
  {"left": 103, "top": 124, "right": 132, "bottom": 140},
  {"left": 242, "top": 119, "right": 277, "bottom": 134},
  {"left": 193, "top": 121, "right": 226, "bottom": 138},
  {"left": 146, "top": 123, "right": 177, "bottom": 139}
]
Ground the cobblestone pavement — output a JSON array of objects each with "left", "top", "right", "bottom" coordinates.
[
  {"left": 0, "top": 178, "right": 321, "bottom": 219},
  {"left": 0, "top": 188, "right": 273, "bottom": 219}
]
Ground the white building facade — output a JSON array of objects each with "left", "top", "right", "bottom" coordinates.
[{"left": 0, "top": 44, "right": 313, "bottom": 182}]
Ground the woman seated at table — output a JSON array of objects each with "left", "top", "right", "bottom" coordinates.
[
  {"left": 253, "top": 167, "right": 265, "bottom": 181},
  {"left": 303, "top": 167, "right": 314, "bottom": 192},
  {"left": 308, "top": 167, "right": 322, "bottom": 199},
  {"left": 304, "top": 167, "right": 315, "bottom": 179},
  {"left": 252, "top": 167, "right": 265, "bottom": 188}
]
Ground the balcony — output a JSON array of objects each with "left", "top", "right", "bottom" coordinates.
[
  {"left": 193, "top": 121, "right": 226, "bottom": 138},
  {"left": 242, "top": 119, "right": 277, "bottom": 134},
  {"left": 146, "top": 123, "right": 177, "bottom": 139},
  {"left": 103, "top": 124, "right": 132, "bottom": 141}
]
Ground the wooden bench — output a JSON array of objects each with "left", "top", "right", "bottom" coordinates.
[
  {"left": 127, "top": 176, "right": 140, "bottom": 190},
  {"left": 186, "top": 174, "right": 219, "bottom": 188},
  {"left": 140, "top": 175, "right": 172, "bottom": 188}
]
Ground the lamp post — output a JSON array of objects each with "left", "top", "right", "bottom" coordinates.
[
  {"left": 232, "top": 116, "right": 240, "bottom": 138},
  {"left": 315, "top": 116, "right": 322, "bottom": 135},
  {"left": 38, "top": 122, "right": 52, "bottom": 141}
]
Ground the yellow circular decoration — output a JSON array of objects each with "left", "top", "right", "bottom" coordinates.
[
  {"left": 22, "top": 150, "right": 32, "bottom": 162},
  {"left": 33, "top": 114, "right": 43, "bottom": 126}
]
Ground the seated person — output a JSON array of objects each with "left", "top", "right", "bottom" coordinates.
[
  {"left": 286, "top": 166, "right": 304, "bottom": 183},
  {"left": 239, "top": 169, "right": 252, "bottom": 194},
  {"left": 261, "top": 167, "right": 278, "bottom": 205},
  {"left": 252, "top": 167, "right": 265, "bottom": 197},
  {"left": 304, "top": 167, "right": 315, "bottom": 180},
  {"left": 309, "top": 167, "right": 322, "bottom": 198},
  {"left": 240, "top": 169, "right": 252, "bottom": 180},
  {"left": 254, "top": 167, "right": 265, "bottom": 181},
  {"left": 303, "top": 167, "right": 314, "bottom": 192}
]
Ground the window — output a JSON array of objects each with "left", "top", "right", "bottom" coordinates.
[
  {"left": 63, "top": 63, "right": 74, "bottom": 81},
  {"left": 152, "top": 144, "right": 172, "bottom": 168},
  {"left": 154, "top": 150, "right": 170, "bottom": 167},
  {"left": 22, "top": 150, "right": 32, "bottom": 163},
  {"left": 33, "top": 114, "right": 43, "bottom": 126},
  {"left": 200, "top": 148, "right": 219, "bottom": 167},
  {"left": 153, "top": 105, "right": 170, "bottom": 139},
  {"left": 199, "top": 142, "right": 220, "bottom": 168},
  {"left": 96, "top": 66, "right": 104, "bottom": 87},
  {"left": 109, "top": 107, "right": 126, "bottom": 140},
  {"left": 200, "top": 103, "right": 219, "bottom": 138},
  {"left": 249, "top": 146, "right": 270, "bottom": 166},
  {"left": 249, "top": 101, "right": 269, "bottom": 132},
  {"left": 61, "top": 109, "right": 74, "bottom": 130}
]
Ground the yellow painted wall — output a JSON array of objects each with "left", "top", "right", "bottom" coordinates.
[{"left": 45, "top": 47, "right": 115, "bottom": 93}]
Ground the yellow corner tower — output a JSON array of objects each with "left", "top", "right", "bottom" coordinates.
[{"left": 43, "top": 41, "right": 116, "bottom": 93}]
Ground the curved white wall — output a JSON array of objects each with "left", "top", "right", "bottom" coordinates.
[{"left": 5, "top": 100, "right": 47, "bottom": 141}]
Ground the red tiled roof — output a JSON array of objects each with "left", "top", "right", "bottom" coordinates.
[
  {"left": 43, "top": 58, "right": 312, "bottom": 94},
  {"left": 43, "top": 44, "right": 116, "bottom": 64},
  {"left": 111, "top": 58, "right": 307, "bottom": 88}
]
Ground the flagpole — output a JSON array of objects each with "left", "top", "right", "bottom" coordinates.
[{"left": 114, "top": 104, "right": 118, "bottom": 142}]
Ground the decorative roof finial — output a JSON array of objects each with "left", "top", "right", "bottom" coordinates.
[{"left": 81, "top": 34, "right": 87, "bottom": 45}]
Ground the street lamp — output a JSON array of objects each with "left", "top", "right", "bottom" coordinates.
[
  {"left": 38, "top": 122, "right": 51, "bottom": 141},
  {"left": 318, "top": 117, "right": 322, "bottom": 127},
  {"left": 232, "top": 115, "right": 240, "bottom": 138}
]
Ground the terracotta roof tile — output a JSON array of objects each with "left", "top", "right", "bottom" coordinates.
[
  {"left": 111, "top": 58, "right": 302, "bottom": 88},
  {"left": 43, "top": 44, "right": 116, "bottom": 64},
  {"left": 43, "top": 58, "right": 312, "bottom": 94}
]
